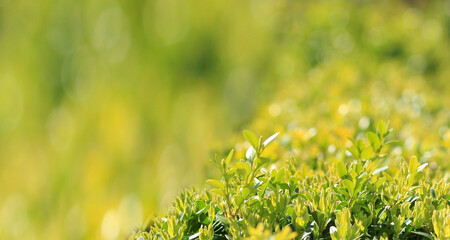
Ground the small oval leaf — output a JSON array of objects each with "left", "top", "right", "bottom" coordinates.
[
  {"left": 409, "top": 156, "right": 419, "bottom": 173},
  {"left": 366, "top": 132, "right": 380, "bottom": 150},
  {"left": 225, "top": 149, "right": 234, "bottom": 167},
  {"left": 234, "top": 162, "right": 251, "bottom": 177},
  {"left": 246, "top": 146, "right": 256, "bottom": 160},
  {"left": 342, "top": 179, "right": 355, "bottom": 197},
  {"left": 377, "top": 120, "right": 387, "bottom": 137},
  {"left": 243, "top": 130, "right": 259, "bottom": 150},
  {"left": 361, "top": 147, "right": 375, "bottom": 160},
  {"left": 337, "top": 162, "right": 347, "bottom": 178},
  {"left": 206, "top": 179, "right": 225, "bottom": 189}
]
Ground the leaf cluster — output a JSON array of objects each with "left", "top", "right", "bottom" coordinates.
[{"left": 131, "top": 122, "right": 449, "bottom": 240}]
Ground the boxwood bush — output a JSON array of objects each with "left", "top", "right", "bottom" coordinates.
[{"left": 130, "top": 121, "right": 449, "bottom": 240}]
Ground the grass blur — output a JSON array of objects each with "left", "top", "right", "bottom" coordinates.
[{"left": 0, "top": 0, "right": 449, "bottom": 239}]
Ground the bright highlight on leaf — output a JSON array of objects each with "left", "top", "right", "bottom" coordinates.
[
  {"left": 263, "top": 132, "right": 280, "bottom": 147},
  {"left": 372, "top": 166, "right": 388, "bottom": 175},
  {"left": 245, "top": 146, "right": 256, "bottom": 160}
]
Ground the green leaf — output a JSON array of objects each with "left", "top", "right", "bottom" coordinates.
[
  {"left": 356, "top": 139, "right": 364, "bottom": 152},
  {"left": 211, "top": 154, "right": 222, "bottom": 170},
  {"left": 210, "top": 188, "right": 224, "bottom": 196},
  {"left": 409, "top": 156, "right": 419, "bottom": 173},
  {"left": 241, "top": 186, "right": 253, "bottom": 199},
  {"left": 234, "top": 195, "right": 244, "bottom": 206},
  {"left": 276, "top": 168, "right": 286, "bottom": 182},
  {"left": 234, "top": 162, "right": 251, "bottom": 177},
  {"left": 245, "top": 146, "right": 256, "bottom": 160},
  {"left": 411, "top": 231, "right": 434, "bottom": 240},
  {"left": 216, "top": 215, "right": 230, "bottom": 226},
  {"left": 206, "top": 179, "right": 225, "bottom": 189},
  {"left": 417, "top": 163, "right": 428, "bottom": 172},
  {"left": 347, "top": 146, "right": 359, "bottom": 158},
  {"left": 337, "top": 162, "right": 347, "bottom": 178},
  {"left": 361, "top": 147, "right": 374, "bottom": 160},
  {"left": 263, "top": 132, "right": 280, "bottom": 147},
  {"left": 256, "top": 157, "right": 271, "bottom": 169},
  {"left": 372, "top": 166, "right": 388, "bottom": 175},
  {"left": 377, "top": 120, "right": 387, "bottom": 137},
  {"left": 413, "top": 172, "right": 424, "bottom": 182},
  {"left": 443, "top": 194, "right": 450, "bottom": 201},
  {"left": 342, "top": 179, "right": 355, "bottom": 197},
  {"left": 243, "top": 130, "right": 259, "bottom": 150},
  {"left": 225, "top": 149, "right": 234, "bottom": 168},
  {"left": 225, "top": 168, "right": 236, "bottom": 177},
  {"left": 358, "top": 172, "right": 368, "bottom": 179},
  {"left": 431, "top": 188, "right": 436, "bottom": 198},
  {"left": 367, "top": 132, "right": 380, "bottom": 149},
  {"left": 384, "top": 139, "right": 399, "bottom": 145},
  {"left": 408, "top": 172, "right": 424, "bottom": 186}
]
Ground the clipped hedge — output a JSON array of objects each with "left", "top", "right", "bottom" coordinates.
[{"left": 130, "top": 121, "right": 449, "bottom": 240}]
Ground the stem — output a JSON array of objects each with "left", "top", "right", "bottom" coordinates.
[
  {"left": 223, "top": 169, "right": 233, "bottom": 216},
  {"left": 247, "top": 154, "right": 258, "bottom": 185}
]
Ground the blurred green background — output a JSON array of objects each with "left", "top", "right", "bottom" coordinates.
[{"left": 0, "top": 0, "right": 449, "bottom": 239}]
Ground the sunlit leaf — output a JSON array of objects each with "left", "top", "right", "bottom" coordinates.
[
  {"left": 409, "top": 156, "right": 419, "bottom": 173},
  {"left": 246, "top": 146, "right": 256, "bottom": 160},
  {"left": 361, "top": 147, "right": 374, "bottom": 160},
  {"left": 234, "top": 195, "right": 244, "bottom": 206},
  {"left": 347, "top": 146, "right": 359, "bottom": 158},
  {"left": 417, "top": 163, "right": 428, "bottom": 172},
  {"left": 216, "top": 215, "right": 229, "bottom": 226},
  {"left": 373, "top": 166, "right": 388, "bottom": 175},
  {"left": 210, "top": 188, "right": 224, "bottom": 196},
  {"left": 243, "top": 130, "right": 259, "bottom": 150},
  {"left": 263, "top": 132, "right": 280, "bottom": 147},
  {"left": 234, "top": 162, "right": 251, "bottom": 177},
  {"left": 366, "top": 132, "right": 380, "bottom": 150},
  {"left": 377, "top": 120, "right": 387, "bottom": 137},
  {"left": 342, "top": 179, "right": 355, "bottom": 197},
  {"left": 225, "top": 149, "right": 234, "bottom": 168},
  {"left": 337, "top": 162, "right": 347, "bottom": 178},
  {"left": 206, "top": 179, "right": 225, "bottom": 189}
]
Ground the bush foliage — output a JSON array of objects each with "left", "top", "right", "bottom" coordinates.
[{"left": 130, "top": 121, "right": 449, "bottom": 240}]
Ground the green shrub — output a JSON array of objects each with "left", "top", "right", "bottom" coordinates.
[{"left": 130, "top": 121, "right": 449, "bottom": 239}]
